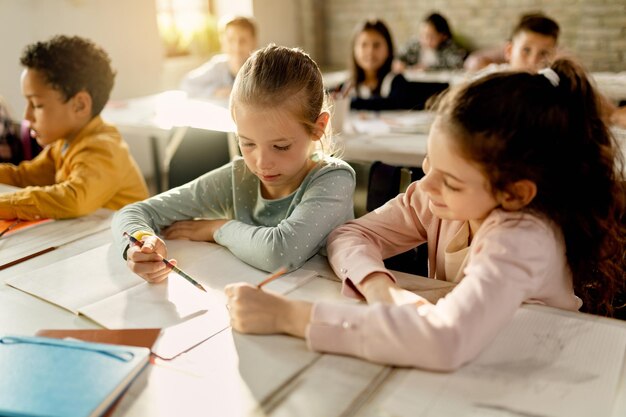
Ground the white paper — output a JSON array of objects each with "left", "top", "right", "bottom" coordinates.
[
  {"left": 80, "top": 273, "right": 225, "bottom": 329},
  {"left": 6, "top": 240, "right": 317, "bottom": 331},
  {"left": 379, "top": 308, "right": 626, "bottom": 417},
  {"left": 0, "top": 209, "right": 113, "bottom": 268},
  {"left": 5, "top": 244, "right": 141, "bottom": 314}
]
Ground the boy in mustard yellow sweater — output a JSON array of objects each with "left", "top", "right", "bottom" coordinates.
[{"left": 0, "top": 35, "right": 148, "bottom": 220}]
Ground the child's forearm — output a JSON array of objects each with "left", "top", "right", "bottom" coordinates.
[
  {"left": 359, "top": 272, "right": 398, "bottom": 303},
  {"left": 281, "top": 299, "right": 313, "bottom": 338}
]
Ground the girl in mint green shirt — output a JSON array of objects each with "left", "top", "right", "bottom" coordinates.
[{"left": 113, "top": 44, "right": 355, "bottom": 280}]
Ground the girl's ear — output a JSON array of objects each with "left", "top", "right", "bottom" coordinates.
[
  {"left": 312, "top": 111, "right": 330, "bottom": 141},
  {"left": 503, "top": 41, "right": 513, "bottom": 62},
  {"left": 72, "top": 91, "right": 92, "bottom": 118},
  {"left": 498, "top": 179, "right": 537, "bottom": 211}
]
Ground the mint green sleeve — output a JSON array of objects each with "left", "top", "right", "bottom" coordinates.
[
  {"left": 214, "top": 168, "right": 355, "bottom": 272},
  {"left": 111, "top": 163, "right": 234, "bottom": 251}
]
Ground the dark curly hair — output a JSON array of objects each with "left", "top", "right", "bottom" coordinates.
[
  {"left": 434, "top": 58, "right": 626, "bottom": 317},
  {"left": 20, "top": 35, "right": 115, "bottom": 116}
]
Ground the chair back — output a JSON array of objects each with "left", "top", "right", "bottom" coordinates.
[{"left": 165, "top": 127, "right": 231, "bottom": 189}]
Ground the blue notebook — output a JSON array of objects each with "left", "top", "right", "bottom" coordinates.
[{"left": 0, "top": 335, "right": 150, "bottom": 417}]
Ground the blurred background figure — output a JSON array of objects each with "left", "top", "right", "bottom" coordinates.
[
  {"left": 180, "top": 16, "right": 257, "bottom": 100},
  {"left": 0, "top": 96, "right": 41, "bottom": 164},
  {"left": 465, "top": 12, "right": 559, "bottom": 73},
  {"left": 345, "top": 19, "right": 414, "bottom": 110},
  {"left": 396, "top": 12, "right": 467, "bottom": 71}
]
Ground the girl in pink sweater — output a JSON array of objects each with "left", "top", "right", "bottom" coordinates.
[{"left": 225, "top": 59, "right": 626, "bottom": 371}]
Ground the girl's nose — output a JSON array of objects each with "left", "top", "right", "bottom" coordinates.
[
  {"left": 23, "top": 106, "right": 34, "bottom": 123},
  {"left": 256, "top": 150, "right": 274, "bottom": 170}
]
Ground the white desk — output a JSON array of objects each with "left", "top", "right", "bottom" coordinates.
[
  {"left": 102, "top": 91, "right": 236, "bottom": 193},
  {"left": 3, "top": 233, "right": 626, "bottom": 417},
  {"left": 340, "top": 110, "right": 430, "bottom": 167},
  {"left": 339, "top": 112, "right": 626, "bottom": 173}
]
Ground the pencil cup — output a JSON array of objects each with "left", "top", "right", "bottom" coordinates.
[{"left": 331, "top": 96, "right": 350, "bottom": 135}]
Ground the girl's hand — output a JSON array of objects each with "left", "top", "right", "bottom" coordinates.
[
  {"left": 162, "top": 219, "right": 229, "bottom": 242},
  {"left": 126, "top": 234, "right": 173, "bottom": 283},
  {"left": 359, "top": 272, "right": 429, "bottom": 306},
  {"left": 225, "top": 283, "right": 312, "bottom": 338}
]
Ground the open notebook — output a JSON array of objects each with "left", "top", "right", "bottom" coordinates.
[
  {"left": 0, "top": 184, "right": 113, "bottom": 270},
  {"left": 0, "top": 335, "right": 150, "bottom": 417},
  {"left": 6, "top": 241, "right": 316, "bottom": 338},
  {"left": 0, "top": 209, "right": 113, "bottom": 270}
]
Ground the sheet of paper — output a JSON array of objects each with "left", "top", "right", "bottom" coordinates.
[
  {"left": 0, "top": 208, "right": 113, "bottom": 269},
  {"left": 5, "top": 243, "right": 142, "bottom": 314},
  {"left": 380, "top": 111, "right": 435, "bottom": 134},
  {"left": 79, "top": 273, "right": 226, "bottom": 329},
  {"left": 7, "top": 239, "right": 317, "bottom": 333},
  {"left": 378, "top": 308, "right": 626, "bottom": 417},
  {"left": 350, "top": 116, "right": 391, "bottom": 135},
  {"left": 152, "top": 309, "right": 231, "bottom": 359},
  {"left": 164, "top": 240, "right": 317, "bottom": 294}
]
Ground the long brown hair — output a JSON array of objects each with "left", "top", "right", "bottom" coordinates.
[
  {"left": 350, "top": 19, "right": 395, "bottom": 96},
  {"left": 435, "top": 59, "right": 625, "bottom": 316}
]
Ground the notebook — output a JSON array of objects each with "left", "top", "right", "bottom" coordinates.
[
  {"left": 0, "top": 335, "right": 150, "bottom": 417},
  {"left": 36, "top": 328, "right": 162, "bottom": 350},
  {"left": 6, "top": 242, "right": 316, "bottom": 330},
  {"left": 0, "top": 218, "right": 53, "bottom": 238},
  {"left": 0, "top": 209, "right": 112, "bottom": 270},
  {"left": 6, "top": 241, "right": 317, "bottom": 357}
]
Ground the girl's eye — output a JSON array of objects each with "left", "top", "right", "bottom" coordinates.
[
  {"left": 442, "top": 178, "right": 461, "bottom": 192},
  {"left": 274, "top": 145, "right": 291, "bottom": 151},
  {"left": 239, "top": 142, "right": 254, "bottom": 148}
]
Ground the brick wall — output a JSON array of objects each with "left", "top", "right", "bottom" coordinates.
[{"left": 301, "top": 0, "right": 626, "bottom": 72}]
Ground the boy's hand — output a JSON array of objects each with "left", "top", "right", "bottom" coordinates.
[
  {"left": 126, "top": 235, "right": 173, "bottom": 283},
  {"left": 162, "top": 219, "right": 228, "bottom": 242}
]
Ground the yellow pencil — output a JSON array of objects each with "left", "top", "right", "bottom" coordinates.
[
  {"left": 257, "top": 265, "right": 291, "bottom": 289},
  {"left": 123, "top": 232, "right": 207, "bottom": 293}
]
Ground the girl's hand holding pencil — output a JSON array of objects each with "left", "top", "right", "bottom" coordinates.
[
  {"left": 123, "top": 232, "right": 174, "bottom": 284},
  {"left": 225, "top": 265, "right": 311, "bottom": 337},
  {"left": 123, "top": 232, "right": 207, "bottom": 292}
]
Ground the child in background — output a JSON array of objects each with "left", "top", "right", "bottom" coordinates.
[
  {"left": 225, "top": 59, "right": 626, "bottom": 370},
  {"left": 180, "top": 16, "right": 257, "bottom": 100},
  {"left": 0, "top": 35, "right": 148, "bottom": 220},
  {"left": 397, "top": 12, "right": 467, "bottom": 71},
  {"left": 467, "top": 12, "right": 625, "bottom": 128},
  {"left": 113, "top": 45, "right": 355, "bottom": 280},
  {"left": 0, "top": 97, "right": 42, "bottom": 164},
  {"left": 466, "top": 12, "right": 559, "bottom": 73},
  {"left": 346, "top": 19, "right": 416, "bottom": 111}
]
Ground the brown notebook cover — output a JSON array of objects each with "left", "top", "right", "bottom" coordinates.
[{"left": 35, "top": 328, "right": 162, "bottom": 349}]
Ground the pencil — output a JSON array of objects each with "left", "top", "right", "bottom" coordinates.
[
  {"left": 257, "top": 265, "right": 291, "bottom": 289},
  {"left": 0, "top": 219, "right": 21, "bottom": 239},
  {"left": 0, "top": 246, "right": 56, "bottom": 271},
  {"left": 123, "top": 232, "right": 207, "bottom": 293}
]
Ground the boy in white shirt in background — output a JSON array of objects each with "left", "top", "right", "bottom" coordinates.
[
  {"left": 470, "top": 12, "right": 560, "bottom": 76},
  {"left": 180, "top": 16, "right": 257, "bottom": 100}
]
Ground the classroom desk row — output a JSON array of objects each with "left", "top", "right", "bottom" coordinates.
[
  {"left": 102, "top": 92, "right": 431, "bottom": 189},
  {"left": 2, "top": 209, "right": 626, "bottom": 417},
  {"left": 103, "top": 92, "right": 626, "bottom": 195}
]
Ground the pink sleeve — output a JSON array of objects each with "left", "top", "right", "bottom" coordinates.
[
  {"left": 326, "top": 181, "right": 433, "bottom": 298},
  {"left": 309, "top": 213, "right": 561, "bottom": 371}
]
